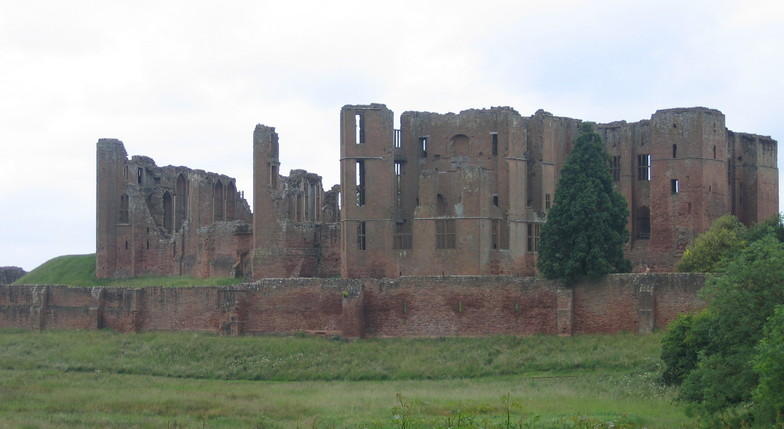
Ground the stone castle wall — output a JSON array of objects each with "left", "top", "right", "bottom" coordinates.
[{"left": 0, "top": 273, "right": 705, "bottom": 337}]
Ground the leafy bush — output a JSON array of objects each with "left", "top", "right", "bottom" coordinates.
[
  {"left": 676, "top": 215, "right": 747, "bottom": 273},
  {"left": 753, "top": 305, "right": 784, "bottom": 424},
  {"left": 660, "top": 310, "right": 712, "bottom": 385}
]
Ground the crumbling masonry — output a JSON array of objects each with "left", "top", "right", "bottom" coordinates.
[{"left": 96, "top": 104, "right": 778, "bottom": 280}]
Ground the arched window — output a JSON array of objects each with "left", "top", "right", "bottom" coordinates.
[
  {"left": 163, "top": 192, "right": 173, "bottom": 233},
  {"left": 226, "top": 182, "right": 236, "bottom": 220},
  {"left": 119, "top": 194, "right": 129, "bottom": 223},
  {"left": 175, "top": 174, "right": 187, "bottom": 231},
  {"left": 637, "top": 206, "right": 650, "bottom": 240},
  {"left": 214, "top": 181, "right": 224, "bottom": 221}
]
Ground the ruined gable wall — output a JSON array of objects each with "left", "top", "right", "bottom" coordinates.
[{"left": 96, "top": 139, "right": 253, "bottom": 280}]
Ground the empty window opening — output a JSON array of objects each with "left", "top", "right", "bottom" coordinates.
[
  {"left": 269, "top": 163, "right": 278, "bottom": 187},
  {"left": 393, "top": 222, "right": 412, "bottom": 250},
  {"left": 355, "top": 160, "right": 366, "bottom": 206},
  {"left": 672, "top": 144, "right": 677, "bottom": 158},
  {"left": 124, "top": 240, "right": 128, "bottom": 250},
  {"left": 175, "top": 174, "right": 187, "bottom": 231},
  {"left": 393, "top": 129, "right": 401, "bottom": 148},
  {"left": 355, "top": 113, "right": 365, "bottom": 144},
  {"left": 119, "top": 194, "right": 129, "bottom": 224},
  {"left": 713, "top": 145, "right": 717, "bottom": 159},
  {"left": 491, "top": 133, "right": 498, "bottom": 156},
  {"left": 492, "top": 219, "right": 499, "bottom": 249},
  {"left": 500, "top": 218, "right": 510, "bottom": 249},
  {"left": 213, "top": 181, "right": 224, "bottom": 221},
  {"left": 436, "top": 193, "right": 447, "bottom": 216},
  {"left": 436, "top": 219, "right": 456, "bottom": 249},
  {"left": 394, "top": 161, "right": 403, "bottom": 207},
  {"left": 357, "top": 221, "right": 366, "bottom": 250},
  {"left": 673, "top": 123, "right": 677, "bottom": 128},
  {"left": 637, "top": 154, "right": 651, "bottom": 181},
  {"left": 227, "top": 182, "right": 236, "bottom": 220},
  {"left": 527, "top": 223, "right": 540, "bottom": 252},
  {"left": 124, "top": 165, "right": 128, "bottom": 179},
  {"left": 163, "top": 192, "right": 173, "bottom": 233},
  {"left": 137, "top": 168, "right": 143, "bottom": 185},
  {"left": 419, "top": 137, "right": 428, "bottom": 158},
  {"left": 611, "top": 155, "right": 621, "bottom": 182},
  {"left": 146, "top": 240, "right": 150, "bottom": 249},
  {"left": 637, "top": 206, "right": 651, "bottom": 239},
  {"left": 545, "top": 193, "right": 551, "bottom": 210},
  {"left": 671, "top": 179, "right": 680, "bottom": 194},
  {"left": 492, "top": 195, "right": 499, "bottom": 207}
]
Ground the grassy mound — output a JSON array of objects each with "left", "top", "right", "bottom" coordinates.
[{"left": 13, "top": 254, "right": 239, "bottom": 287}]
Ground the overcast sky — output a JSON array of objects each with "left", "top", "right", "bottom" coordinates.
[{"left": 1, "top": 1, "right": 782, "bottom": 271}]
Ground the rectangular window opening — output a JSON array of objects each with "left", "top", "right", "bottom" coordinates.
[
  {"left": 545, "top": 193, "right": 551, "bottom": 210},
  {"left": 611, "top": 155, "right": 621, "bottom": 182},
  {"left": 671, "top": 179, "right": 680, "bottom": 194},
  {"left": 137, "top": 168, "right": 143, "bottom": 185},
  {"left": 355, "top": 113, "right": 365, "bottom": 144},
  {"left": 527, "top": 223, "right": 540, "bottom": 252},
  {"left": 419, "top": 137, "right": 428, "bottom": 158},
  {"left": 491, "top": 219, "right": 499, "bottom": 249},
  {"left": 355, "top": 160, "right": 365, "bottom": 206},
  {"left": 492, "top": 195, "right": 499, "bottom": 207},
  {"left": 357, "top": 221, "right": 366, "bottom": 250},
  {"left": 393, "top": 222, "right": 412, "bottom": 250},
  {"left": 393, "top": 129, "right": 401, "bottom": 148},
  {"left": 394, "top": 161, "right": 403, "bottom": 207},
  {"left": 637, "top": 154, "right": 651, "bottom": 181},
  {"left": 491, "top": 133, "right": 498, "bottom": 156},
  {"left": 436, "top": 219, "right": 456, "bottom": 249},
  {"left": 672, "top": 144, "right": 678, "bottom": 158}
]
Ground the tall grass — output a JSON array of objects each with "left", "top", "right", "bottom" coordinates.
[
  {"left": 0, "top": 330, "right": 662, "bottom": 381},
  {"left": 13, "top": 254, "right": 239, "bottom": 287}
]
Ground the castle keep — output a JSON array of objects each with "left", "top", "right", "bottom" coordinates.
[{"left": 96, "top": 104, "right": 778, "bottom": 280}]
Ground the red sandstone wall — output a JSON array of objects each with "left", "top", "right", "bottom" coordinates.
[{"left": 0, "top": 274, "right": 705, "bottom": 337}]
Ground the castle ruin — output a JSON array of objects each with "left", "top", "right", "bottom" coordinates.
[{"left": 96, "top": 104, "right": 778, "bottom": 280}]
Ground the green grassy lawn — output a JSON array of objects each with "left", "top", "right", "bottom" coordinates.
[
  {"left": 0, "top": 330, "right": 694, "bottom": 428},
  {"left": 12, "top": 254, "right": 239, "bottom": 287}
]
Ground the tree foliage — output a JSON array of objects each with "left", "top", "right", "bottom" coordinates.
[
  {"left": 753, "top": 305, "right": 784, "bottom": 424},
  {"left": 537, "top": 123, "right": 630, "bottom": 283},
  {"left": 662, "top": 234, "right": 784, "bottom": 426},
  {"left": 676, "top": 215, "right": 747, "bottom": 273}
]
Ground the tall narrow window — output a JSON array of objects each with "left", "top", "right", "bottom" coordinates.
[
  {"left": 713, "top": 145, "right": 717, "bottom": 159},
  {"left": 527, "top": 223, "right": 540, "bottom": 252},
  {"left": 175, "top": 174, "right": 187, "bottom": 231},
  {"left": 671, "top": 179, "right": 680, "bottom": 194},
  {"left": 393, "top": 222, "right": 412, "bottom": 250},
  {"left": 355, "top": 113, "right": 365, "bottom": 144},
  {"left": 672, "top": 144, "right": 678, "bottom": 158},
  {"left": 269, "top": 163, "right": 278, "bottom": 187},
  {"left": 500, "top": 218, "right": 509, "bottom": 249},
  {"left": 545, "top": 193, "right": 551, "bottom": 210},
  {"left": 214, "top": 181, "right": 224, "bottom": 221},
  {"left": 611, "top": 155, "right": 621, "bottom": 182},
  {"left": 119, "top": 194, "right": 129, "bottom": 223},
  {"left": 491, "top": 219, "right": 499, "bottom": 249},
  {"left": 492, "top": 195, "right": 499, "bottom": 207},
  {"left": 163, "top": 192, "right": 173, "bottom": 233},
  {"left": 227, "top": 182, "right": 237, "bottom": 220},
  {"left": 137, "top": 168, "right": 143, "bottom": 185},
  {"left": 355, "top": 160, "right": 366, "bottom": 206},
  {"left": 393, "top": 129, "right": 401, "bottom": 148},
  {"left": 637, "top": 154, "right": 651, "bottom": 181},
  {"left": 357, "top": 221, "right": 366, "bottom": 250},
  {"left": 491, "top": 133, "right": 498, "bottom": 156},
  {"left": 394, "top": 161, "right": 403, "bottom": 207},
  {"left": 637, "top": 206, "right": 651, "bottom": 239},
  {"left": 124, "top": 165, "right": 128, "bottom": 180},
  {"left": 436, "top": 219, "right": 456, "bottom": 249},
  {"left": 419, "top": 137, "right": 428, "bottom": 158}
]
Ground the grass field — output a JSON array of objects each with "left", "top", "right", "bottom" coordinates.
[
  {"left": 13, "top": 254, "right": 239, "bottom": 287},
  {"left": 0, "top": 330, "right": 694, "bottom": 428}
]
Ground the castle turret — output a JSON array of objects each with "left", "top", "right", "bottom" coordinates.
[{"left": 96, "top": 139, "right": 128, "bottom": 278}]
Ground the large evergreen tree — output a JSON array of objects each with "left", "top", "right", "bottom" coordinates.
[{"left": 537, "top": 123, "right": 630, "bottom": 283}]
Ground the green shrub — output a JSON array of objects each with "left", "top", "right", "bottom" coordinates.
[
  {"left": 753, "top": 305, "right": 784, "bottom": 425},
  {"left": 660, "top": 310, "right": 712, "bottom": 385},
  {"left": 676, "top": 215, "right": 747, "bottom": 273}
]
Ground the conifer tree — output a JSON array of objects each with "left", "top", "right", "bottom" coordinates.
[{"left": 537, "top": 123, "right": 630, "bottom": 283}]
